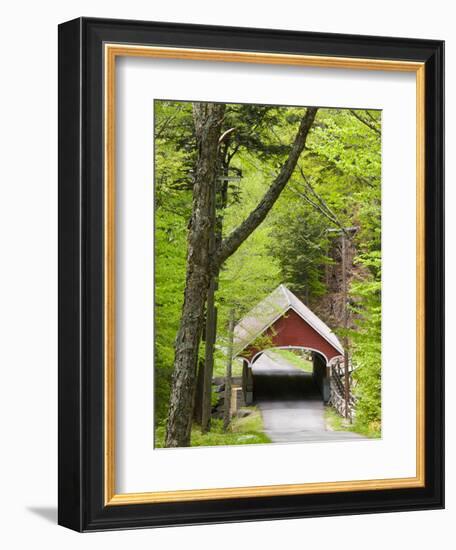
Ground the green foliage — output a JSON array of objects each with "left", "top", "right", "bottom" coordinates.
[
  {"left": 155, "top": 408, "right": 271, "bottom": 447},
  {"left": 230, "top": 408, "right": 266, "bottom": 433},
  {"left": 325, "top": 406, "right": 351, "bottom": 432},
  {"left": 154, "top": 100, "right": 382, "bottom": 438},
  {"left": 214, "top": 160, "right": 282, "bottom": 351},
  {"left": 154, "top": 100, "right": 195, "bottom": 206},
  {"left": 268, "top": 198, "right": 331, "bottom": 300},
  {"left": 213, "top": 356, "right": 243, "bottom": 378},
  {"left": 154, "top": 211, "right": 187, "bottom": 424},
  {"left": 349, "top": 251, "right": 382, "bottom": 437}
]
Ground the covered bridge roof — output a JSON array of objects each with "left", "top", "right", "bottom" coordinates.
[{"left": 233, "top": 284, "right": 344, "bottom": 357}]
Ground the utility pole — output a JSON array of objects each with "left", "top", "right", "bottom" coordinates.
[
  {"left": 341, "top": 232, "right": 350, "bottom": 420},
  {"left": 328, "top": 226, "right": 357, "bottom": 420},
  {"left": 223, "top": 309, "right": 235, "bottom": 431}
]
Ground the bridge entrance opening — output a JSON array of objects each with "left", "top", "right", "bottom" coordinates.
[{"left": 250, "top": 348, "right": 328, "bottom": 404}]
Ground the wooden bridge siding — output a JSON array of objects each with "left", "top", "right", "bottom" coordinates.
[
  {"left": 241, "top": 309, "right": 341, "bottom": 363},
  {"left": 242, "top": 359, "right": 254, "bottom": 405},
  {"left": 313, "top": 353, "right": 331, "bottom": 402}
]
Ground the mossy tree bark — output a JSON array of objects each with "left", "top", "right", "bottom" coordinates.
[{"left": 165, "top": 102, "right": 225, "bottom": 447}]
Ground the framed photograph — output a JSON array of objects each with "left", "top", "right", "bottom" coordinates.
[{"left": 58, "top": 17, "right": 444, "bottom": 531}]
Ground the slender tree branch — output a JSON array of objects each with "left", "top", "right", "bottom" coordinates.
[
  {"left": 349, "top": 109, "right": 381, "bottom": 136},
  {"left": 215, "top": 107, "right": 318, "bottom": 267},
  {"left": 155, "top": 105, "right": 185, "bottom": 139},
  {"left": 298, "top": 167, "right": 348, "bottom": 230},
  {"left": 289, "top": 186, "right": 348, "bottom": 236},
  {"left": 366, "top": 110, "right": 380, "bottom": 125},
  {"left": 226, "top": 143, "right": 241, "bottom": 166},
  {"left": 218, "top": 127, "right": 236, "bottom": 144}
]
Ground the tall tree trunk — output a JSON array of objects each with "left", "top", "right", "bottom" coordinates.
[{"left": 165, "top": 102, "right": 225, "bottom": 447}]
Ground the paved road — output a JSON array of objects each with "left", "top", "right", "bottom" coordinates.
[{"left": 252, "top": 351, "right": 364, "bottom": 443}]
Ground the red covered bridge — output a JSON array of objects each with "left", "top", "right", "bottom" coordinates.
[{"left": 233, "top": 285, "right": 344, "bottom": 404}]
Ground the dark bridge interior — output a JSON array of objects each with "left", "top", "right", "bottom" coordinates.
[
  {"left": 251, "top": 350, "right": 324, "bottom": 403},
  {"left": 253, "top": 370, "right": 321, "bottom": 402}
]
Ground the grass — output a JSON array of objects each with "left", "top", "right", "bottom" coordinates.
[
  {"left": 325, "top": 406, "right": 351, "bottom": 432},
  {"left": 155, "top": 406, "right": 271, "bottom": 448},
  {"left": 230, "top": 408, "right": 265, "bottom": 433},
  {"left": 272, "top": 349, "right": 313, "bottom": 373},
  {"left": 325, "top": 406, "right": 381, "bottom": 438},
  {"left": 352, "top": 419, "right": 381, "bottom": 439}
]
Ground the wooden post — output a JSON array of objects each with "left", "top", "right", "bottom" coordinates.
[
  {"left": 341, "top": 233, "right": 350, "bottom": 419},
  {"left": 192, "top": 357, "right": 205, "bottom": 424},
  {"left": 223, "top": 309, "right": 235, "bottom": 431},
  {"left": 325, "top": 241, "right": 330, "bottom": 288},
  {"left": 201, "top": 173, "right": 218, "bottom": 434},
  {"left": 201, "top": 170, "right": 230, "bottom": 433},
  {"left": 201, "top": 283, "right": 217, "bottom": 433}
]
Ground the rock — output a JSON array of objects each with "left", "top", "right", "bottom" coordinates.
[
  {"left": 236, "top": 408, "right": 252, "bottom": 418},
  {"left": 237, "top": 435, "right": 256, "bottom": 442}
]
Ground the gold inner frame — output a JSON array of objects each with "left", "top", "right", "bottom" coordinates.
[{"left": 104, "top": 44, "right": 426, "bottom": 506}]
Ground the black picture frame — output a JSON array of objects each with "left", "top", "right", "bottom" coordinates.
[{"left": 58, "top": 17, "right": 444, "bottom": 532}]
